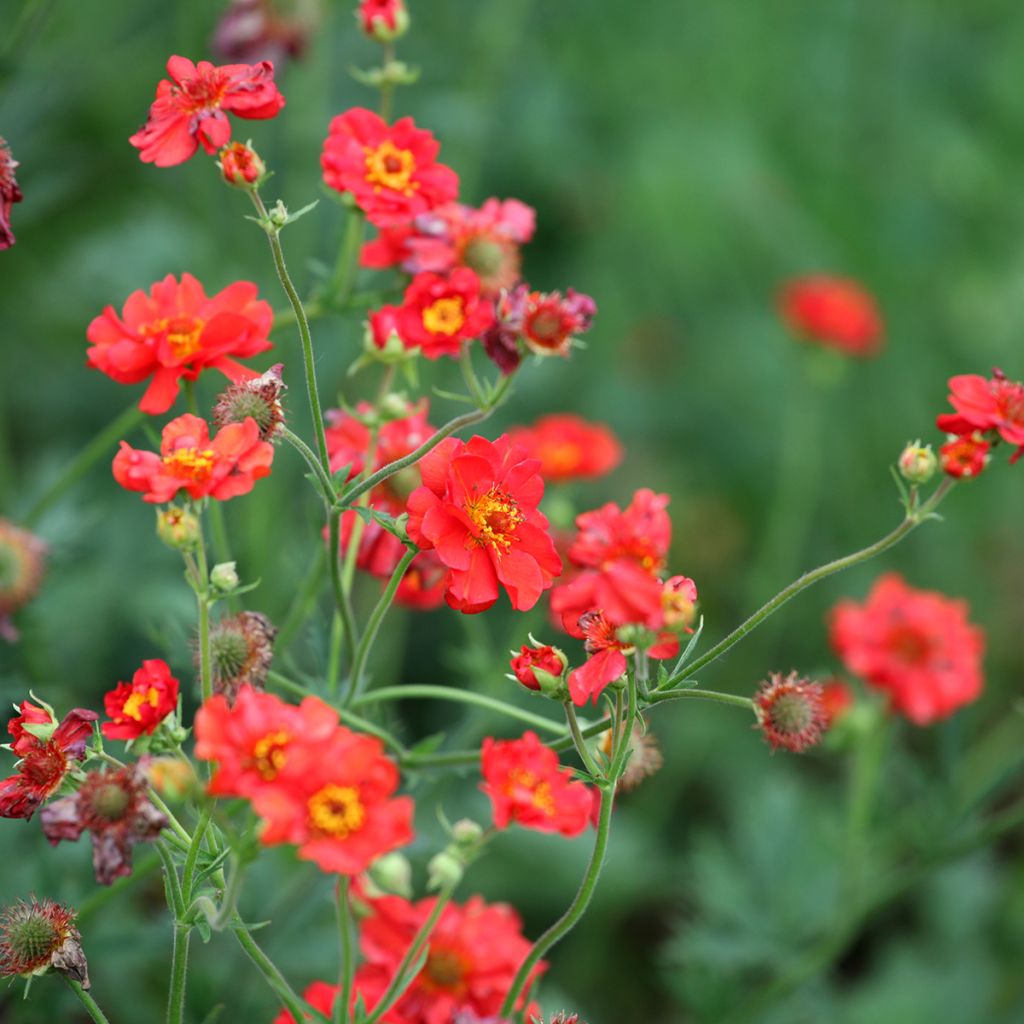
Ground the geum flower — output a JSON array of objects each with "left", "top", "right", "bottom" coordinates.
[
  {"left": 40, "top": 766, "right": 167, "bottom": 885},
  {"left": 130, "top": 55, "right": 285, "bottom": 167},
  {"left": 936, "top": 369, "right": 1024, "bottom": 464},
  {"left": 778, "top": 275, "right": 883, "bottom": 357},
  {"left": 113, "top": 413, "right": 274, "bottom": 503},
  {"left": 391, "top": 268, "right": 495, "bottom": 360},
  {"left": 0, "top": 703, "right": 98, "bottom": 821},
  {"left": 321, "top": 108, "right": 458, "bottom": 227},
  {"left": 86, "top": 273, "right": 273, "bottom": 415},
  {"left": 481, "top": 731, "right": 594, "bottom": 836},
  {"left": 351, "top": 892, "right": 544, "bottom": 1024},
  {"left": 507, "top": 414, "right": 622, "bottom": 483},
  {"left": 406, "top": 435, "right": 562, "bottom": 613},
  {"left": 102, "top": 658, "right": 180, "bottom": 741},
  {"left": 830, "top": 573, "right": 984, "bottom": 725},
  {"left": 362, "top": 198, "right": 536, "bottom": 295}
]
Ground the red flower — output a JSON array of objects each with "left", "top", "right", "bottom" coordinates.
[
  {"left": 481, "top": 732, "right": 594, "bottom": 837},
  {"left": 566, "top": 610, "right": 630, "bottom": 706},
  {"left": 820, "top": 679, "right": 854, "bottom": 727},
  {"left": 394, "top": 550, "right": 447, "bottom": 610},
  {"left": 194, "top": 687, "right": 339, "bottom": 799},
  {"left": 550, "top": 489, "right": 671, "bottom": 633},
  {"left": 507, "top": 415, "right": 622, "bottom": 483},
  {"left": 362, "top": 198, "right": 536, "bottom": 295},
  {"left": 130, "top": 56, "right": 285, "bottom": 167},
  {"left": 219, "top": 141, "right": 266, "bottom": 186},
  {"left": 778, "top": 275, "right": 883, "bottom": 356},
  {"left": 939, "top": 432, "right": 990, "bottom": 479},
  {"left": 113, "top": 413, "right": 274, "bottom": 503},
  {"left": 393, "top": 269, "right": 495, "bottom": 360},
  {"left": 830, "top": 573, "right": 985, "bottom": 725},
  {"left": 358, "top": 0, "right": 408, "bottom": 40},
  {"left": 272, "top": 980, "right": 340, "bottom": 1024},
  {"left": 0, "top": 705, "right": 98, "bottom": 820},
  {"left": 406, "top": 435, "right": 562, "bottom": 613},
  {"left": 102, "top": 659, "right": 180, "bottom": 741},
  {"left": 86, "top": 273, "right": 273, "bottom": 415},
  {"left": 321, "top": 108, "right": 458, "bottom": 227},
  {"left": 510, "top": 644, "right": 566, "bottom": 691},
  {"left": 40, "top": 766, "right": 168, "bottom": 885},
  {"left": 353, "top": 893, "right": 543, "bottom": 1024},
  {"left": 937, "top": 370, "right": 1024, "bottom": 461},
  {"left": 754, "top": 672, "right": 828, "bottom": 752},
  {"left": 251, "top": 725, "right": 414, "bottom": 874},
  {"left": 0, "top": 137, "right": 23, "bottom": 251}
]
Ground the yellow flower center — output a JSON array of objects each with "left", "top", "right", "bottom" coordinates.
[
  {"left": 423, "top": 948, "right": 469, "bottom": 991},
  {"left": 162, "top": 447, "right": 217, "bottom": 483},
  {"left": 421, "top": 296, "right": 466, "bottom": 336},
  {"left": 122, "top": 687, "right": 161, "bottom": 722},
  {"left": 141, "top": 315, "right": 206, "bottom": 361},
  {"left": 507, "top": 767, "right": 555, "bottom": 816},
  {"left": 251, "top": 731, "right": 290, "bottom": 781},
  {"left": 363, "top": 141, "right": 418, "bottom": 195},
  {"left": 537, "top": 440, "right": 581, "bottom": 475},
  {"left": 308, "top": 784, "right": 365, "bottom": 838},
  {"left": 464, "top": 488, "right": 523, "bottom": 552}
]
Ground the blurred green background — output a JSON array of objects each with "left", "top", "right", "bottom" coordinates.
[{"left": 2, "top": 0, "right": 1024, "bottom": 1021}]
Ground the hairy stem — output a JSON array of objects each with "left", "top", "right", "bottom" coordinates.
[{"left": 65, "top": 979, "right": 112, "bottom": 1024}]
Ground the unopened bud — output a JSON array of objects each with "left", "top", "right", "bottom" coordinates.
[
  {"left": 142, "top": 756, "right": 201, "bottom": 802},
  {"left": 426, "top": 851, "right": 463, "bottom": 892},
  {"left": 509, "top": 643, "right": 568, "bottom": 697},
  {"left": 210, "top": 562, "right": 240, "bottom": 593},
  {"left": 156, "top": 506, "right": 200, "bottom": 551},
  {"left": 368, "top": 852, "right": 412, "bottom": 898},
  {"left": 450, "top": 818, "right": 484, "bottom": 846},
  {"left": 897, "top": 440, "right": 937, "bottom": 485},
  {"left": 218, "top": 141, "right": 266, "bottom": 188},
  {"left": 357, "top": 0, "right": 410, "bottom": 43}
]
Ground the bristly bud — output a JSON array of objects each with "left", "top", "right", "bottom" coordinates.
[
  {"left": 212, "top": 364, "right": 286, "bottom": 441},
  {"left": 0, "top": 897, "right": 89, "bottom": 989},
  {"left": 209, "top": 561, "right": 240, "bottom": 593},
  {"left": 897, "top": 440, "right": 937, "bottom": 485},
  {"left": 218, "top": 140, "right": 267, "bottom": 188},
  {"left": 754, "top": 671, "right": 828, "bottom": 753},
  {"left": 0, "top": 519, "right": 47, "bottom": 642},
  {"left": 206, "top": 611, "right": 277, "bottom": 703},
  {"left": 156, "top": 505, "right": 200, "bottom": 551}
]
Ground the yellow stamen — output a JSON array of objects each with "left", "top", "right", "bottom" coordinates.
[
  {"left": 308, "top": 784, "right": 365, "bottom": 838},
  {"left": 363, "top": 141, "right": 418, "bottom": 195},
  {"left": 163, "top": 447, "right": 217, "bottom": 483},
  {"left": 421, "top": 296, "right": 466, "bottom": 336},
  {"left": 251, "top": 730, "right": 290, "bottom": 780},
  {"left": 464, "top": 488, "right": 523, "bottom": 552},
  {"left": 122, "top": 687, "right": 161, "bottom": 722}
]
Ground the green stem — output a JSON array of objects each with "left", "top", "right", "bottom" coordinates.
[
  {"left": 664, "top": 479, "right": 956, "bottom": 689},
  {"left": 281, "top": 426, "right": 336, "bottom": 506},
  {"left": 23, "top": 403, "right": 145, "bottom": 526},
  {"left": 334, "top": 879, "right": 355, "bottom": 1024},
  {"left": 328, "top": 509, "right": 361, "bottom": 673},
  {"left": 65, "top": 979, "right": 112, "bottom": 1024},
  {"left": 326, "top": 210, "right": 365, "bottom": 307},
  {"left": 274, "top": 546, "right": 327, "bottom": 655},
  {"left": 353, "top": 685, "right": 563, "bottom": 735},
  {"left": 251, "top": 190, "right": 332, "bottom": 476},
  {"left": 647, "top": 688, "right": 755, "bottom": 712},
  {"left": 166, "top": 925, "right": 191, "bottom": 1024},
  {"left": 348, "top": 547, "right": 417, "bottom": 700},
  {"left": 842, "top": 714, "right": 889, "bottom": 916},
  {"left": 194, "top": 521, "right": 213, "bottom": 705},
  {"left": 181, "top": 803, "right": 214, "bottom": 901},
  {"left": 564, "top": 702, "right": 601, "bottom": 778},
  {"left": 327, "top": 612, "right": 344, "bottom": 697}
]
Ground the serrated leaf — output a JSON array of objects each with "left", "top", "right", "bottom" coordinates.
[
  {"left": 283, "top": 199, "right": 319, "bottom": 226},
  {"left": 408, "top": 732, "right": 446, "bottom": 756}
]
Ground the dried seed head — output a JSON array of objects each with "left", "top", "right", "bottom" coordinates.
[
  {"left": 212, "top": 364, "right": 285, "bottom": 440},
  {"left": 0, "top": 897, "right": 88, "bottom": 988},
  {"left": 754, "top": 671, "right": 828, "bottom": 753},
  {"left": 206, "top": 611, "right": 277, "bottom": 703}
]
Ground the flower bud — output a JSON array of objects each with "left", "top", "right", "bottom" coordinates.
[
  {"left": 509, "top": 642, "right": 568, "bottom": 693},
  {"left": 218, "top": 141, "right": 266, "bottom": 188},
  {"left": 368, "top": 852, "right": 412, "bottom": 898},
  {"left": 357, "top": 0, "right": 410, "bottom": 43},
  {"left": 450, "top": 818, "right": 484, "bottom": 846},
  {"left": 210, "top": 561, "right": 240, "bottom": 593},
  {"left": 897, "top": 440, "right": 937, "bottom": 485},
  {"left": 661, "top": 575, "right": 698, "bottom": 631},
  {"left": 156, "top": 506, "right": 200, "bottom": 551},
  {"left": 141, "top": 756, "right": 201, "bottom": 802},
  {"left": 426, "top": 850, "right": 463, "bottom": 892}
]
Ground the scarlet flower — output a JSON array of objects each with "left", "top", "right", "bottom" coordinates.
[
  {"left": 40, "top": 766, "right": 168, "bottom": 885},
  {"left": 0, "top": 137, "right": 23, "bottom": 251},
  {"left": 507, "top": 415, "right": 622, "bottom": 483},
  {"left": 481, "top": 732, "right": 594, "bottom": 837},
  {"left": 130, "top": 55, "right": 285, "bottom": 167},
  {"left": 778, "top": 275, "right": 883, "bottom": 356},
  {"left": 219, "top": 141, "right": 266, "bottom": 186},
  {"left": 394, "top": 269, "right": 495, "bottom": 360},
  {"left": 939, "top": 432, "right": 990, "bottom": 479},
  {"left": 550, "top": 489, "right": 671, "bottom": 634},
  {"left": 0, "top": 898, "right": 89, "bottom": 989},
  {"left": 194, "top": 687, "right": 338, "bottom": 798},
  {"left": 212, "top": 0, "right": 309, "bottom": 67},
  {"left": 510, "top": 644, "right": 566, "bottom": 691},
  {"left": 362, "top": 198, "right": 536, "bottom": 295},
  {"left": 113, "top": 413, "right": 274, "bottom": 503},
  {"left": 250, "top": 725, "right": 414, "bottom": 874},
  {"left": 0, "top": 519, "right": 46, "bottom": 642},
  {"left": 321, "top": 108, "right": 459, "bottom": 227},
  {"left": 0, "top": 705, "right": 98, "bottom": 821},
  {"left": 754, "top": 672, "right": 828, "bottom": 753},
  {"left": 406, "top": 435, "right": 562, "bottom": 613},
  {"left": 352, "top": 893, "right": 544, "bottom": 1023},
  {"left": 86, "top": 273, "right": 273, "bottom": 415},
  {"left": 936, "top": 370, "right": 1024, "bottom": 466},
  {"left": 368, "top": 305, "right": 406, "bottom": 351},
  {"left": 830, "top": 573, "right": 985, "bottom": 725},
  {"left": 820, "top": 679, "right": 854, "bottom": 727},
  {"left": 102, "top": 659, "right": 180, "bottom": 741},
  {"left": 566, "top": 610, "right": 630, "bottom": 705},
  {"left": 272, "top": 980, "right": 340, "bottom": 1024}
]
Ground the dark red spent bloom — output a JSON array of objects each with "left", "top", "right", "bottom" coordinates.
[
  {"left": 481, "top": 732, "right": 594, "bottom": 837},
  {"left": 353, "top": 893, "right": 544, "bottom": 1023},
  {"left": 212, "top": 0, "right": 309, "bottom": 67},
  {"left": 102, "top": 659, "right": 180, "bottom": 741},
  {"left": 510, "top": 644, "right": 566, "bottom": 691},
  {"left": 778, "top": 275, "right": 883, "bottom": 357},
  {"left": 86, "top": 273, "right": 273, "bottom": 415},
  {"left": 507, "top": 414, "right": 622, "bottom": 483},
  {"left": 406, "top": 435, "right": 562, "bottom": 613},
  {"left": 130, "top": 56, "right": 285, "bottom": 167},
  {"left": 754, "top": 672, "right": 828, "bottom": 753},
  {"left": 394, "top": 269, "right": 496, "bottom": 360},
  {"left": 0, "top": 519, "right": 47, "bottom": 640},
  {"left": 113, "top": 413, "right": 274, "bottom": 503},
  {"left": 40, "top": 766, "right": 168, "bottom": 885},
  {"left": 0, "top": 706, "right": 98, "bottom": 821},
  {"left": 830, "top": 573, "right": 985, "bottom": 726},
  {"left": 0, "top": 898, "right": 89, "bottom": 989},
  {"left": 939, "top": 432, "right": 990, "bottom": 479},
  {"left": 321, "top": 108, "right": 458, "bottom": 227},
  {"left": 938, "top": 370, "right": 1024, "bottom": 449},
  {"left": 0, "top": 137, "right": 23, "bottom": 250},
  {"left": 272, "top": 980, "right": 340, "bottom": 1024}
]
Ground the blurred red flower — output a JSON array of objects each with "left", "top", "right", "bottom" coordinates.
[
  {"left": 0, "top": 137, "right": 22, "bottom": 250},
  {"left": 102, "top": 659, "right": 179, "bottom": 740},
  {"left": 778, "top": 275, "right": 883, "bottom": 357},
  {"left": 939, "top": 432, "right": 990, "bottom": 479},
  {"left": 507, "top": 414, "right": 622, "bottom": 483}
]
